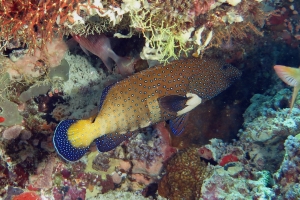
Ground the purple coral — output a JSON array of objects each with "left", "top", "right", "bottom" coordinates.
[
  {"left": 92, "top": 152, "right": 111, "bottom": 171},
  {"left": 52, "top": 180, "right": 86, "bottom": 200},
  {"left": 29, "top": 156, "right": 55, "bottom": 189},
  {"left": 126, "top": 131, "right": 163, "bottom": 166},
  {"left": 274, "top": 135, "right": 300, "bottom": 198}
]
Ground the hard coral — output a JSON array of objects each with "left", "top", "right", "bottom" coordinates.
[
  {"left": 52, "top": 181, "right": 86, "bottom": 200},
  {"left": 158, "top": 148, "right": 209, "bottom": 199},
  {"left": 200, "top": 166, "right": 275, "bottom": 199},
  {"left": 274, "top": 134, "right": 300, "bottom": 198},
  {"left": 29, "top": 156, "right": 56, "bottom": 190}
]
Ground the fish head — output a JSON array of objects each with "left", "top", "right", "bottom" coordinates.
[
  {"left": 196, "top": 59, "right": 241, "bottom": 100},
  {"left": 72, "top": 34, "right": 99, "bottom": 55},
  {"left": 217, "top": 62, "right": 242, "bottom": 84},
  {"left": 72, "top": 34, "right": 83, "bottom": 43}
]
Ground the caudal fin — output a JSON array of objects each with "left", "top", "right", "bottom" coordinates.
[{"left": 53, "top": 119, "right": 89, "bottom": 162}]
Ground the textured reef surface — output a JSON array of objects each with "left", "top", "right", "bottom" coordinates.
[{"left": 1, "top": 0, "right": 300, "bottom": 199}]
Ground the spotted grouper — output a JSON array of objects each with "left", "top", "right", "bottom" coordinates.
[{"left": 53, "top": 57, "right": 241, "bottom": 161}]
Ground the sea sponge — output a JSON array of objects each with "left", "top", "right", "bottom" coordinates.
[
  {"left": 7, "top": 38, "right": 68, "bottom": 79},
  {"left": 158, "top": 147, "right": 209, "bottom": 199},
  {"left": 0, "top": 98, "right": 23, "bottom": 127},
  {"left": 2, "top": 125, "right": 24, "bottom": 140}
]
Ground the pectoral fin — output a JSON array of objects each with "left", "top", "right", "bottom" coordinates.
[
  {"left": 169, "top": 113, "right": 188, "bottom": 136},
  {"left": 158, "top": 95, "right": 189, "bottom": 113},
  {"left": 159, "top": 93, "right": 201, "bottom": 136},
  {"left": 158, "top": 93, "right": 202, "bottom": 116}
]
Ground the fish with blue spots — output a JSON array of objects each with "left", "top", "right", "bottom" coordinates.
[{"left": 53, "top": 57, "right": 241, "bottom": 161}]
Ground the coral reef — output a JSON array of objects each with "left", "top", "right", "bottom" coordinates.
[
  {"left": 0, "top": 0, "right": 266, "bottom": 62},
  {"left": 266, "top": 0, "right": 300, "bottom": 48},
  {"left": 1, "top": 0, "right": 300, "bottom": 199},
  {"left": 239, "top": 88, "right": 300, "bottom": 144},
  {"left": 200, "top": 166, "right": 275, "bottom": 199}
]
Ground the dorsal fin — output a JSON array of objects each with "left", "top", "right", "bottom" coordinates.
[{"left": 97, "top": 83, "right": 116, "bottom": 113}]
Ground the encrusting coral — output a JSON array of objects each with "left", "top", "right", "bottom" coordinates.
[
  {"left": 158, "top": 147, "right": 209, "bottom": 199},
  {"left": 274, "top": 134, "right": 300, "bottom": 199}
]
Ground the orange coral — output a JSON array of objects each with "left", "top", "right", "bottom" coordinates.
[
  {"left": 158, "top": 148, "right": 209, "bottom": 199},
  {"left": 0, "top": 0, "right": 82, "bottom": 49}
]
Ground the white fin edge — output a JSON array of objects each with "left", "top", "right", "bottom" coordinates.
[{"left": 177, "top": 93, "right": 202, "bottom": 116}]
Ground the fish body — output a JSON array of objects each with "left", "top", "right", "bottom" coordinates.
[
  {"left": 73, "top": 34, "right": 135, "bottom": 76},
  {"left": 274, "top": 65, "right": 300, "bottom": 112},
  {"left": 53, "top": 58, "right": 241, "bottom": 161}
]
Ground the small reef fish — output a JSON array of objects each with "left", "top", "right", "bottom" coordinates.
[
  {"left": 274, "top": 65, "right": 300, "bottom": 112},
  {"left": 53, "top": 58, "right": 241, "bottom": 161},
  {"left": 73, "top": 34, "right": 135, "bottom": 76}
]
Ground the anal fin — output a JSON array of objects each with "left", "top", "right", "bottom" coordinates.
[{"left": 95, "top": 132, "right": 134, "bottom": 152}]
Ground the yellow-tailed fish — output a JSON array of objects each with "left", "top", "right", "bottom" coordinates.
[
  {"left": 53, "top": 57, "right": 241, "bottom": 161},
  {"left": 274, "top": 65, "right": 300, "bottom": 112}
]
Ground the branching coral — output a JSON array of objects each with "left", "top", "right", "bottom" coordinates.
[{"left": 0, "top": 0, "right": 83, "bottom": 49}]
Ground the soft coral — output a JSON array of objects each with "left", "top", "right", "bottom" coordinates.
[{"left": 73, "top": 34, "right": 136, "bottom": 76}]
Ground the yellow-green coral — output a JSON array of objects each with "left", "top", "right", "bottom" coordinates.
[{"left": 128, "top": 10, "right": 193, "bottom": 63}]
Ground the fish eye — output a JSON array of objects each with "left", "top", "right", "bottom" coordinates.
[{"left": 222, "top": 65, "right": 228, "bottom": 70}]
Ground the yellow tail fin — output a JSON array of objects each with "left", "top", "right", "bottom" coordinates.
[{"left": 67, "top": 117, "right": 97, "bottom": 148}]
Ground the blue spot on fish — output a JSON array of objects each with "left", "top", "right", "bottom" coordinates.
[{"left": 53, "top": 119, "right": 89, "bottom": 161}]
